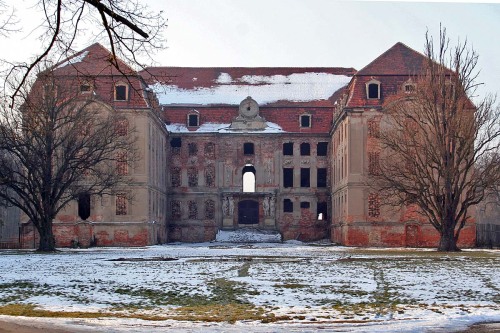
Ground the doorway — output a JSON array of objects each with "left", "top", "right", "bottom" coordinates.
[{"left": 238, "top": 199, "right": 259, "bottom": 225}]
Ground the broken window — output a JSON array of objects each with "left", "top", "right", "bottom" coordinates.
[
  {"left": 283, "top": 168, "right": 293, "bottom": 188},
  {"left": 170, "top": 138, "right": 182, "bottom": 155},
  {"left": 188, "top": 201, "right": 198, "bottom": 219},
  {"left": 205, "top": 199, "right": 215, "bottom": 219},
  {"left": 188, "top": 142, "right": 198, "bottom": 156},
  {"left": 300, "top": 168, "right": 310, "bottom": 187},
  {"left": 317, "top": 168, "right": 327, "bottom": 188},
  {"left": 171, "top": 167, "right": 181, "bottom": 187},
  {"left": 283, "top": 142, "right": 293, "bottom": 156},
  {"left": 300, "top": 142, "right": 310, "bottom": 156},
  {"left": 317, "top": 202, "right": 327, "bottom": 220},
  {"left": 300, "top": 201, "right": 310, "bottom": 209},
  {"left": 116, "top": 194, "right": 127, "bottom": 215},
  {"left": 243, "top": 142, "right": 254, "bottom": 155},
  {"left": 283, "top": 199, "right": 293, "bottom": 213},
  {"left": 300, "top": 114, "right": 311, "bottom": 128},
  {"left": 188, "top": 167, "right": 198, "bottom": 187},
  {"left": 368, "top": 193, "right": 380, "bottom": 217},
  {"left": 188, "top": 114, "right": 199, "bottom": 127},
  {"left": 317, "top": 142, "right": 328, "bottom": 156}
]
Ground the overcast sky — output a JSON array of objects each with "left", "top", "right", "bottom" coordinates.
[{"left": 3, "top": 0, "right": 500, "bottom": 99}]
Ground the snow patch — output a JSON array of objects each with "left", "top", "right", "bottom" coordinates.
[
  {"left": 215, "top": 72, "right": 233, "bottom": 84},
  {"left": 56, "top": 51, "right": 89, "bottom": 69},
  {"left": 215, "top": 229, "right": 282, "bottom": 243},
  {"left": 166, "top": 122, "right": 284, "bottom": 133}
]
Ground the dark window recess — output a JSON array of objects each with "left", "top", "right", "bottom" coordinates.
[
  {"left": 300, "top": 115, "right": 311, "bottom": 127},
  {"left": 317, "top": 168, "right": 327, "bottom": 188},
  {"left": 170, "top": 138, "right": 182, "bottom": 147},
  {"left": 283, "top": 168, "right": 294, "bottom": 188},
  {"left": 368, "top": 83, "right": 379, "bottom": 99},
  {"left": 300, "top": 142, "right": 310, "bottom": 156},
  {"left": 300, "top": 168, "right": 310, "bottom": 187},
  {"left": 317, "top": 202, "right": 327, "bottom": 220},
  {"left": 115, "top": 85, "right": 127, "bottom": 101},
  {"left": 80, "top": 84, "right": 91, "bottom": 93},
  {"left": 78, "top": 193, "right": 91, "bottom": 220},
  {"left": 283, "top": 142, "right": 293, "bottom": 156},
  {"left": 188, "top": 114, "right": 199, "bottom": 126},
  {"left": 317, "top": 142, "right": 328, "bottom": 156},
  {"left": 244, "top": 142, "right": 254, "bottom": 155},
  {"left": 284, "top": 199, "right": 293, "bottom": 212},
  {"left": 188, "top": 142, "right": 198, "bottom": 156},
  {"left": 300, "top": 201, "right": 310, "bottom": 209}
]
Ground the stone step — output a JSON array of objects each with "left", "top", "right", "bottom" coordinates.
[{"left": 215, "top": 228, "right": 282, "bottom": 243}]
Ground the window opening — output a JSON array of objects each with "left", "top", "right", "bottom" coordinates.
[
  {"left": 317, "top": 202, "right": 327, "bottom": 220},
  {"left": 242, "top": 164, "right": 256, "bottom": 192},
  {"left": 116, "top": 194, "right": 127, "bottom": 215},
  {"left": 404, "top": 84, "right": 415, "bottom": 93},
  {"left": 283, "top": 142, "right": 293, "bottom": 155},
  {"left": 300, "top": 201, "right": 310, "bottom": 209},
  {"left": 115, "top": 84, "right": 128, "bottom": 101},
  {"left": 317, "top": 142, "right": 328, "bottom": 156},
  {"left": 300, "top": 168, "right": 310, "bottom": 187},
  {"left": 283, "top": 168, "right": 293, "bottom": 188},
  {"left": 78, "top": 193, "right": 91, "bottom": 220},
  {"left": 300, "top": 115, "right": 311, "bottom": 128},
  {"left": 367, "top": 83, "right": 380, "bottom": 99},
  {"left": 80, "top": 83, "right": 91, "bottom": 93},
  {"left": 283, "top": 199, "right": 293, "bottom": 212},
  {"left": 300, "top": 142, "right": 310, "bottom": 156},
  {"left": 188, "top": 142, "right": 198, "bottom": 156},
  {"left": 188, "top": 114, "right": 199, "bottom": 127},
  {"left": 317, "top": 168, "right": 327, "bottom": 188},
  {"left": 243, "top": 142, "right": 254, "bottom": 155}
]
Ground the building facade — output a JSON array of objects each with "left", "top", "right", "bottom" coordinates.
[{"left": 20, "top": 42, "right": 477, "bottom": 248}]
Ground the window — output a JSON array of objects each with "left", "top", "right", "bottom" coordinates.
[
  {"left": 115, "top": 83, "right": 128, "bottom": 101},
  {"left": 116, "top": 194, "right": 127, "bottom": 215},
  {"left": 78, "top": 193, "right": 91, "bottom": 220},
  {"left": 300, "top": 142, "right": 310, "bottom": 156},
  {"left": 366, "top": 80, "right": 381, "bottom": 99},
  {"left": 317, "top": 168, "right": 327, "bottom": 188},
  {"left": 170, "top": 138, "right": 182, "bottom": 155},
  {"left": 283, "top": 142, "right": 293, "bottom": 156},
  {"left": 80, "top": 83, "right": 91, "bottom": 94},
  {"left": 317, "top": 202, "right": 327, "bottom": 220},
  {"left": 300, "top": 201, "right": 310, "bottom": 209},
  {"left": 317, "top": 142, "right": 328, "bottom": 156},
  {"left": 300, "top": 168, "right": 310, "bottom": 187},
  {"left": 283, "top": 168, "right": 293, "bottom": 188},
  {"left": 283, "top": 199, "right": 293, "bottom": 213},
  {"left": 188, "top": 114, "right": 199, "bottom": 127},
  {"left": 243, "top": 142, "right": 254, "bottom": 155},
  {"left": 404, "top": 83, "right": 416, "bottom": 93},
  {"left": 242, "top": 164, "right": 256, "bottom": 192},
  {"left": 300, "top": 114, "right": 311, "bottom": 128}
]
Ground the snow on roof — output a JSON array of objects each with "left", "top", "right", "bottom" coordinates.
[
  {"left": 166, "top": 122, "right": 285, "bottom": 133},
  {"left": 56, "top": 51, "right": 89, "bottom": 69},
  {"left": 152, "top": 72, "right": 351, "bottom": 106}
]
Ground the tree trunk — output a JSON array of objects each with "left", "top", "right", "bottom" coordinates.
[
  {"left": 37, "top": 218, "right": 56, "bottom": 252},
  {"left": 438, "top": 224, "right": 460, "bottom": 252}
]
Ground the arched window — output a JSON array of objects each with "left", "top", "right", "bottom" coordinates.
[
  {"left": 366, "top": 79, "right": 381, "bottom": 99},
  {"left": 242, "top": 164, "right": 256, "bottom": 193}
]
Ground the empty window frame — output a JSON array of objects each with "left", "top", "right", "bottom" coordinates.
[
  {"left": 300, "top": 201, "right": 310, "bottom": 209},
  {"left": 283, "top": 168, "right": 293, "bottom": 188},
  {"left": 283, "top": 199, "right": 293, "bottom": 213},
  {"left": 317, "top": 202, "right": 327, "bottom": 220},
  {"left": 300, "top": 168, "right": 310, "bottom": 187},
  {"left": 404, "top": 83, "right": 416, "bottom": 93},
  {"left": 116, "top": 194, "right": 128, "bottom": 215},
  {"left": 317, "top": 142, "right": 328, "bottom": 156},
  {"left": 366, "top": 80, "right": 381, "bottom": 99},
  {"left": 80, "top": 82, "right": 91, "bottom": 94},
  {"left": 317, "top": 168, "right": 327, "bottom": 188},
  {"left": 242, "top": 165, "right": 256, "bottom": 192},
  {"left": 300, "top": 114, "right": 311, "bottom": 128},
  {"left": 300, "top": 142, "right": 310, "bottom": 156},
  {"left": 170, "top": 137, "right": 182, "bottom": 155},
  {"left": 78, "top": 193, "right": 91, "bottom": 220},
  {"left": 243, "top": 142, "right": 254, "bottom": 155},
  {"left": 188, "top": 114, "right": 199, "bottom": 127},
  {"left": 114, "top": 83, "right": 128, "bottom": 101},
  {"left": 283, "top": 142, "right": 293, "bottom": 156}
]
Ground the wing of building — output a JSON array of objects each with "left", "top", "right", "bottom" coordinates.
[{"left": 17, "top": 42, "right": 477, "bottom": 248}]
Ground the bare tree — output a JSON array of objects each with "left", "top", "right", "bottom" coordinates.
[
  {"left": 1, "top": 0, "right": 166, "bottom": 106},
  {"left": 373, "top": 28, "right": 500, "bottom": 251},
  {"left": 0, "top": 69, "right": 137, "bottom": 251}
]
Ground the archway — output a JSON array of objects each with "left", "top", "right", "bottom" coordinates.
[{"left": 242, "top": 164, "right": 256, "bottom": 193}]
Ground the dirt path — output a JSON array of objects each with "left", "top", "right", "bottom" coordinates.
[
  {"left": 0, "top": 319, "right": 89, "bottom": 333},
  {"left": 454, "top": 322, "right": 500, "bottom": 333}
]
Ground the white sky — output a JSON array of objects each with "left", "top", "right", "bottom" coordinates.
[{"left": 2, "top": 0, "right": 500, "bottom": 99}]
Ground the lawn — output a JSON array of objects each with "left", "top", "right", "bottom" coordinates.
[{"left": 0, "top": 242, "right": 498, "bottom": 332}]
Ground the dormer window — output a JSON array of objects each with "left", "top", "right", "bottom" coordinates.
[
  {"left": 404, "top": 83, "right": 416, "bottom": 94},
  {"left": 80, "top": 82, "right": 92, "bottom": 94},
  {"left": 366, "top": 80, "right": 381, "bottom": 99},
  {"left": 300, "top": 114, "right": 311, "bottom": 128},
  {"left": 188, "top": 114, "right": 199, "bottom": 127},
  {"left": 114, "top": 83, "right": 128, "bottom": 101}
]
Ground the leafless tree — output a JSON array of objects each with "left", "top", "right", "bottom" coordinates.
[
  {"left": 0, "top": 69, "right": 137, "bottom": 251},
  {"left": 373, "top": 28, "right": 500, "bottom": 251},
  {"left": 1, "top": 0, "right": 166, "bottom": 106}
]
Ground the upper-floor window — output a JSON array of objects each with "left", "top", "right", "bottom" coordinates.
[
  {"left": 283, "top": 142, "right": 293, "bottom": 156},
  {"left": 300, "top": 142, "right": 310, "bottom": 156},
  {"left": 300, "top": 114, "right": 311, "bottom": 128},
  {"left": 244, "top": 142, "right": 254, "bottom": 155},
  {"left": 114, "top": 83, "right": 128, "bottom": 101},
  {"left": 317, "top": 142, "right": 328, "bottom": 156},
  {"left": 366, "top": 80, "right": 381, "bottom": 99},
  {"left": 80, "top": 82, "right": 92, "bottom": 94},
  {"left": 188, "top": 114, "right": 199, "bottom": 127},
  {"left": 404, "top": 83, "right": 416, "bottom": 93}
]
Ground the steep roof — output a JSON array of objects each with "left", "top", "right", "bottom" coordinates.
[
  {"left": 52, "top": 43, "right": 137, "bottom": 76},
  {"left": 356, "top": 42, "right": 427, "bottom": 76},
  {"left": 140, "top": 67, "right": 356, "bottom": 107}
]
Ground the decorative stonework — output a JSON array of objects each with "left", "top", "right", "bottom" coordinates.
[
  {"left": 205, "top": 165, "right": 215, "bottom": 187},
  {"left": 205, "top": 199, "right": 215, "bottom": 219},
  {"left": 230, "top": 96, "right": 267, "bottom": 130},
  {"left": 188, "top": 167, "right": 198, "bottom": 187},
  {"left": 368, "top": 193, "right": 380, "bottom": 217},
  {"left": 368, "top": 119, "right": 380, "bottom": 138},
  {"left": 222, "top": 196, "right": 234, "bottom": 217},
  {"left": 188, "top": 201, "right": 197, "bottom": 219},
  {"left": 368, "top": 152, "right": 380, "bottom": 175},
  {"left": 188, "top": 142, "right": 198, "bottom": 156},
  {"left": 171, "top": 167, "right": 181, "bottom": 187},
  {"left": 204, "top": 142, "right": 215, "bottom": 158},
  {"left": 171, "top": 200, "right": 181, "bottom": 219}
]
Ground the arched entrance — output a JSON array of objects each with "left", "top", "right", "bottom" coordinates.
[
  {"left": 242, "top": 164, "right": 256, "bottom": 193},
  {"left": 238, "top": 199, "right": 259, "bottom": 225}
]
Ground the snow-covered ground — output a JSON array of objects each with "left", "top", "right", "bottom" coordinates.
[{"left": 0, "top": 242, "right": 499, "bottom": 332}]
